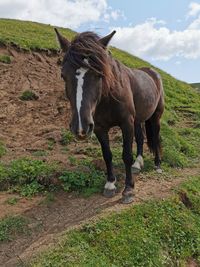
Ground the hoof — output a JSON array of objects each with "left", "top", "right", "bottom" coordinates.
[
  {"left": 103, "top": 188, "right": 116, "bottom": 198},
  {"left": 121, "top": 194, "right": 134, "bottom": 204},
  {"left": 155, "top": 167, "right": 162, "bottom": 174},
  {"left": 122, "top": 187, "right": 134, "bottom": 204}
]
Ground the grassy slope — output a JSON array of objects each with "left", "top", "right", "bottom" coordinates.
[
  {"left": 0, "top": 19, "right": 199, "bottom": 169},
  {"left": 32, "top": 175, "right": 200, "bottom": 267},
  {"left": 0, "top": 19, "right": 200, "bottom": 266}
]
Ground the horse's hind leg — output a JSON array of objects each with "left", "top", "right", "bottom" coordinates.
[
  {"left": 95, "top": 128, "right": 116, "bottom": 198},
  {"left": 132, "top": 123, "right": 144, "bottom": 174}
]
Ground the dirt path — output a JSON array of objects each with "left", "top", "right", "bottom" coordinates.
[{"left": 0, "top": 167, "right": 199, "bottom": 267}]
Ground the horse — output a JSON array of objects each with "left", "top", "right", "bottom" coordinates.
[{"left": 55, "top": 29, "right": 164, "bottom": 204}]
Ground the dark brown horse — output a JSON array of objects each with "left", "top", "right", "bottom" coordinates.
[{"left": 55, "top": 29, "right": 164, "bottom": 204}]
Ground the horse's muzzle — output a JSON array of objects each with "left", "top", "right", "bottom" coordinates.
[{"left": 71, "top": 123, "right": 94, "bottom": 140}]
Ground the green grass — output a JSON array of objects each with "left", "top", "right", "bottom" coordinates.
[
  {"left": 60, "top": 129, "right": 74, "bottom": 145},
  {"left": 0, "top": 54, "right": 11, "bottom": 63},
  {"left": 0, "top": 18, "right": 75, "bottom": 50},
  {"left": 0, "top": 216, "right": 27, "bottom": 242},
  {"left": 0, "top": 158, "right": 58, "bottom": 196},
  {"left": 19, "top": 90, "right": 39, "bottom": 101},
  {"left": 31, "top": 175, "right": 200, "bottom": 267},
  {"left": 0, "top": 157, "right": 106, "bottom": 197},
  {"left": 0, "top": 141, "right": 6, "bottom": 157}
]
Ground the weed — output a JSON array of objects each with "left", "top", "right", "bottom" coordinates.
[
  {"left": 0, "top": 54, "right": 11, "bottom": 63},
  {"left": 19, "top": 90, "right": 39, "bottom": 101},
  {"left": 32, "top": 150, "right": 48, "bottom": 157},
  {"left": 47, "top": 139, "right": 55, "bottom": 151},
  {"left": 0, "top": 140, "right": 6, "bottom": 158},
  {"left": 59, "top": 164, "right": 105, "bottom": 196},
  {"left": 0, "top": 158, "right": 57, "bottom": 196},
  {"left": 60, "top": 129, "right": 74, "bottom": 145},
  {"left": 5, "top": 197, "right": 19, "bottom": 205},
  {"left": 0, "top": 216, "right": 27, "bottom": 242}
]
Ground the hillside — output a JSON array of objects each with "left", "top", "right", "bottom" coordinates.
[
  {"left": 191, "top": 83, "right": 200, "bottom": 91},
  {"left": 0, "top": 18, "right": 200, "bottom": 168},
  {"left": 0, "top": 18, "right": 200, "bottom": 267}
]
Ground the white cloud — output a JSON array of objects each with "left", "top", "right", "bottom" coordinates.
[
  {"left": 0, "top": 0, "right": 120, "bottom": 29},
  {"left": 187, "top": 2, "right": 200, "bottom": 17},
  {"left": 111, "top": 18, "right": 200, "bottom": 61}
]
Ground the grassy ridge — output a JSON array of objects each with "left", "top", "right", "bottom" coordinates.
[
  {"left": 31, "top": 175, "right": 200, "bottom": 267},
  {"left": 0, "top": 18, "right": 75, "bottom": 50}
]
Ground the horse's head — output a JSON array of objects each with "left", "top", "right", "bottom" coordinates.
[{"left": 55, "top": 29, "right": 116, "bottom": 139}]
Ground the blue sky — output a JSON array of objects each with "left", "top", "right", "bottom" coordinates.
[{"left": 1, "top": 0, "right": 200, "bottom": 83}]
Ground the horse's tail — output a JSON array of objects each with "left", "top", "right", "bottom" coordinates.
[{"left": 145, "top": 118, "right": 162, "bottom": 156}]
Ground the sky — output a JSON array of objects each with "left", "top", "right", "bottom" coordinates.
[{"left": 0, "top": 0, "right": 200, "bottom": 83}]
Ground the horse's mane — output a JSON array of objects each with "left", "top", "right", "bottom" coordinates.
[{"left": 64, "top": 31, "right": 116, "bottom": 96}]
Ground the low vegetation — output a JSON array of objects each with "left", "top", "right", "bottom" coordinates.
[
  {"left": 0, "top": 158, "right": 57, "bottom": 196},
  {"left": 0, "top": 216, "right": 27, "bottom": 242},
  {"left": 0, "top": 54, "right": 11, "bottom": 63},
  {"left": 31, "top": 175, "right": 200, "bottom": 267},
  {"left": 19, "top": 90, "right": 39, "bottom": 101},
  {"left": 0, "top": 141, "right": 6, "bottom": 158}
]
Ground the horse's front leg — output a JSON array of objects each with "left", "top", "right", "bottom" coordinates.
[
  {"left": 95, "top": 128, "right": 116, "bottom": 198},
  {"left": 121, "top": 122, "right": 134, "bottom": 204}
]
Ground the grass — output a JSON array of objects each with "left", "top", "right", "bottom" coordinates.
[
  {"left": 0, "top": 157, "right": 106, "bottom": 197},
  {"left": 0, "top": 158, "right": 58, "bottom": 196},
  {"left": 0, "top": 18, "right": 75, "bottom": 50},
  {"left": 31, "top": 175, "right": 200, "bottom": 267},
  {"left": 0, "top": 54, "right": 11, "bottom": 63},
  {"left": 60, "top": 129, "right": 74, "bottom": 145},
  {"left": 0, "top": 140, "right": 6, "bottom": 158},
  {"left": 0, "top": 216, "right": 27, "bottom": 242},
  {"left": 19, "top": 90, "right": 39, "bottom": 101}
]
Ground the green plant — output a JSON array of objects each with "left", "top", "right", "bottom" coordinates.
[
  {"left": 0, "top": 141, "right": 6, "bottom": 157},
  {"left": 5, "top": 197, "right": 19, "bottom": 205},
  {"left": 0, "top": 54, "right": 11, "bottom": 63},
  {"left": 0, "top": 216, "right": 27, "bottom": 242},
  {"left": 12, "top": 181, "right": 45, "bottom": 197},
  {"left": 47, "top": 139, "right": 55, "bottom": 150},
  {"left": 32, "top": 150, "right": 48, "bottom": 157},
  {"left": 0, "top": 158, "right": 58, "bottom": 195},
  {"left": 60, "top": 129, "right": 74, "bottom": 145},
  {"left": 59, "top": 165, "right": 105, "bottom": 196},
  {"left": 19, "top": 90, "right": 39, "bottom": 101}
]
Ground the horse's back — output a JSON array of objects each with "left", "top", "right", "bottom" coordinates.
[{"left": 130, "top": 67, "right": 164, "bottom": 122}]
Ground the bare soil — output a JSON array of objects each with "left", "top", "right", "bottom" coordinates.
[{"left": 0, "top": 46, "right": 70, "bottom": 164}]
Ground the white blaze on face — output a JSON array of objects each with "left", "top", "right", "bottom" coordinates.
[{"left": 75, "top": 61, "right": 88, "bottom": 133}]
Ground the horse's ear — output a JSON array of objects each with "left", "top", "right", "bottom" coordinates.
[
  {"left": 99, "top": 30, "right": 116, "bottom": 48},
  {"left": 54, "top": 28, "right": 70, "bottom": 52}
]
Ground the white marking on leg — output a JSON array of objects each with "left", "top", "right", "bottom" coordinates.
[
  {"left": 75, "top": 59, "right": 89, "bottom": 132},
  {"left": 104, "top": 181, "right": 116, "bottom": 190},
  {"left": 132, "top": 155, "right": 144, "bottom": 170}
]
